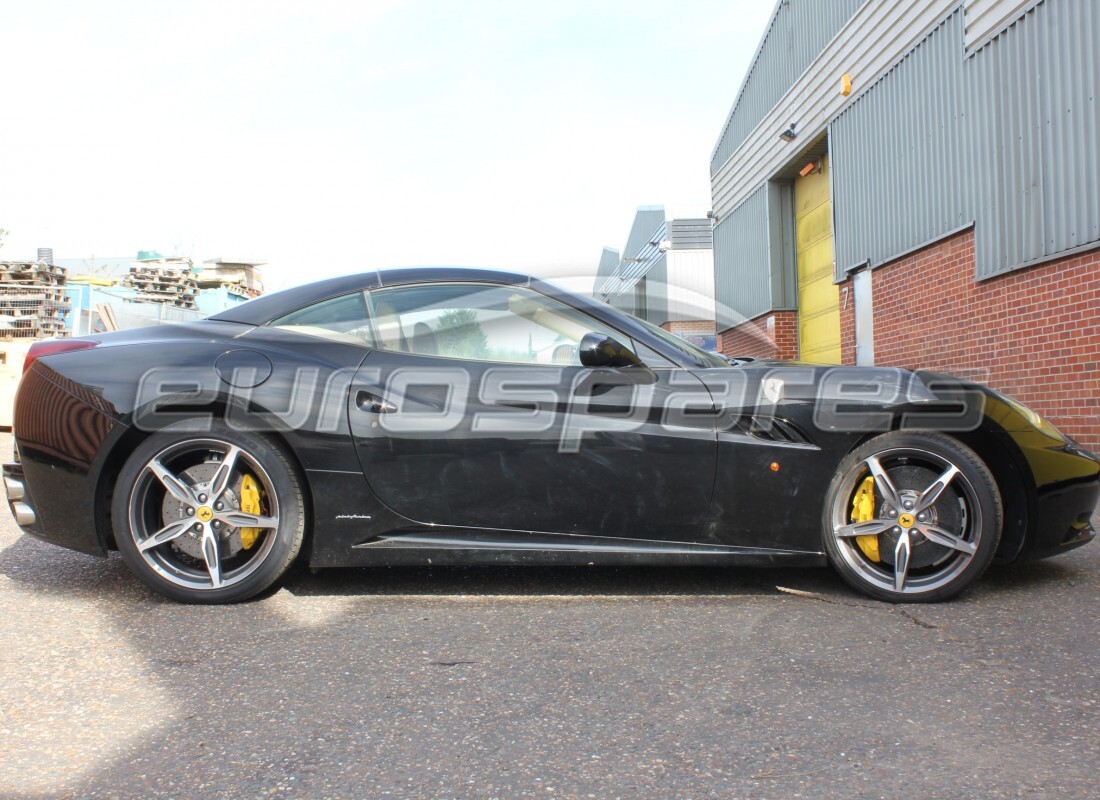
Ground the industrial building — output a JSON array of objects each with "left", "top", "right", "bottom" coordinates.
[
  {"left": 594, "top": 206, "right": 717, "bottom": 348},
  {"left": 709, "top": 0, "right": 1099, "bottom": 450}
]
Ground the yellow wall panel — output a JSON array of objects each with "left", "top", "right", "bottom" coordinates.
[
  {"left": 795, "top": 204, "right": 833, "bottom": 252},
  {"left": 795, "top": 155, "right": 841, "bottom": 364}
]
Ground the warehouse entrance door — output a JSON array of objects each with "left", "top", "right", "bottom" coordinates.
[{"left": 794, "top": 153, "right": 841, "bottom": 363}]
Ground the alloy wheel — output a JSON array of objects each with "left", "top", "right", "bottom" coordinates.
[
  {"left": 829, "top": 445, "right": 985, "bottom": 597},
  {"left": 127, "top": 439, "right": 281, "bottom": 591}
]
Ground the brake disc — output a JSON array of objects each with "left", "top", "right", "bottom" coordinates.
[
  {"left": 159, "top": 461, "right": 245, "bottom": 560},
  {"left": 875, "top": 465, "right": 962, "bottom": 569}
]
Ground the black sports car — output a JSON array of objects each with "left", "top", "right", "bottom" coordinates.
[{"left": 4, "top": 268, "right": 1098, "bottom": 603}]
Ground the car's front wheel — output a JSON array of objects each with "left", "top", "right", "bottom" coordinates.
[
  {"left": 823, "top": 431, "right": 1002, "bottom": 603},
  {"left": 112, "top": 425, "right": 305, "bottom": 603}
]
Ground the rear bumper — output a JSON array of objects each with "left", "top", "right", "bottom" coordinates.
[
  {"left": 3, "top": 462, "right": 38, "bottom": 529},
  {"left": 4, "top": 453, "right": 109, "bottom": 556},
  {"left": 8, "top": 365, "right": 121, "bottom": 557}
]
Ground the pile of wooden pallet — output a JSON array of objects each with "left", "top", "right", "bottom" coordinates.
[
  {"left": 0, "top": 261, "right": 67, "bottom": 287},
  {"left": 0, "top": 261, "right": 71, "bottom": 339},
  {"left": 122, "top": 259, "right": 200, "bottom": 309},
  {"left": 197, "top": 258, "right": 265, "bottom": 299}
]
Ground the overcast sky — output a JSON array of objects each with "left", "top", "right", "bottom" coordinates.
[{"left": 0, "top": 0, "right": 772, "bottom": 292}]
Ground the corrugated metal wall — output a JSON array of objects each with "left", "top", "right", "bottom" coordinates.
[
  {"left": 831, "top": 0, "right": 1100, "bottom": 278},
  {"left": 830, "top": 10, "right": 972, "bottom": 274},
  {"left": 711, "top": 0, "right": 959, "bottom": 220},
  {"left": 623, "top": 208, "right": 667, "bottom": 263},
  {"left": 710, "top": 0, "right": 865, "bottom": 175},
  {"left": 643, "top": 255, "right": 669, "bottom": 326},
  {"left": 966, "top": 0, "right": 1100, "bottom": 275},
  {"left": 593, "top": 247, "right": 621, "bottom": 296},
  {"left": 712, "top": 186, "right": 770, "bottom": 331},
  {"left": 666, "top": 250, "right": 716, "bottom": 322},
  {"left": 668, "top": 219, "right": 712, "bottom": 250},
  {"left": 609, "top": 286, "right": 636, "bottom": 316},
  {"left": 599, "top": 213, "right": 716, "bottom": 325},
  {"left": 593, "top": 209, "right": 666, "bottom": 317},
  {"left": 964, "top": 0, "right": 1039, "bottom": 49}
]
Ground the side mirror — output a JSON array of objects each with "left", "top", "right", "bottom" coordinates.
[{"left": 579, "top": 333, "right": 644, "bottom": 369}]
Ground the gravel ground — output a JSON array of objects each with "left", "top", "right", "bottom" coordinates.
[{"left": 1, "top": 432, "right": 1098, "bottom": 800}]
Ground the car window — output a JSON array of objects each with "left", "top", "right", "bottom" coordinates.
[
  {"left": 631, "top": 316, "right": 728, "bottom": 368},
  {"left": 269, "top": 292, "right": 375, "bottom": 346},
  {"left": 366, "top": 282, "right": 633, "bottom": 366}
]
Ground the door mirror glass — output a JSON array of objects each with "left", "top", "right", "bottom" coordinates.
[{"left": 579, "top": 333, "right": 645, "bottom": 369}]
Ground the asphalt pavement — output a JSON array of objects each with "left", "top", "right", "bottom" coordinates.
[{"left": 1, "top": 431, "right": 1098, "bottom": 800}]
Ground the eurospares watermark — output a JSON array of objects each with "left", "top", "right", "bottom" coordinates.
[{"left": 132, "top": 364, "right": 987, "bottom": 453}]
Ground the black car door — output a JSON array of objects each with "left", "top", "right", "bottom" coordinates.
[{"left": 346, "top": 281, "right": 718, "bottom": 540}]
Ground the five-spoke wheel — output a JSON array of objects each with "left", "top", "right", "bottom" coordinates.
[
  {"left": 113, "top": 425, "right": 305, "bottom": 603},
  {"left": 824, "top": 431, "right": 1001, "bottom": 603}
]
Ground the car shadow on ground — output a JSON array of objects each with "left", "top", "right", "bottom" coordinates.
[
  {"left": 278, "top": 562, "right": 836, "bottom": 598},
  {"left": 1, "top": 527, "right": 1096, "bottom": 800},
  {"left": 0, "top": 530, "right": 1090, "bottom": 604},
  {"left": 277, "top": 557, "right": 1088, "bottom": 603}
]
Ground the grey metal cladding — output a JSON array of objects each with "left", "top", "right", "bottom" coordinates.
[
  {"left": 713, "top": 186, "right": 770, "bottom": 331},
  {"left": 668, "top": 219, "right": 713, "bottom": 250},
  {"left": 831, "top": 0, "right": 1099, "bottom": 280},
  {"left": 967, "top": 0, "right": 1099, "bottom": 275},
  {"left": 594, "top": 247, "right": 621, "bottom": 295},
  {"left": 830, "top": 9, "right": 971, "bottom": 276},
  {"left": 594, "top": 209, "right": 669, "bottom": 310},
  {"left": 710, "top": 0, "right": 866, "bottom": 176},
  {"left": 619, "top": 225, "right": 667, "bottom": 288},
  {"left": 610, "top": 287, "right": 635, "bottom": 316},
  {"left": 644, "top": 254, "right": 670, "bottom": 326},
  {"left": 623, "top": 207, "right": 667, "bottom": 260}
]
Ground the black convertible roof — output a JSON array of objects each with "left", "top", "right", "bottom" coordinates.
[
  {"left": 206, "top": 266, "right": 709, "bottom": 369},
  {"left": 208, "top": 267, "right": 532, "bottom": 326}
]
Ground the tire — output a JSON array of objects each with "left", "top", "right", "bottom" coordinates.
[
  {"left": 823, "top": 431, "right": 1002, "bottom": 603},
  {"left": 111, "top": 423, "right": 306, "bottom": 604}
]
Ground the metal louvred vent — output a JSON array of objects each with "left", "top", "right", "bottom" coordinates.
[{"left": 730, "top": 416, "right": 814, "bottom": 446}]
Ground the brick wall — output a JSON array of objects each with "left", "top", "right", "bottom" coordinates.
[
  {"left": 660, "top": 319, "right": 716, "bottom": 335},
  {"left": 838, "top": 228, "right": 1100, "bottom": 452},
  {"left": 719, "top": 311, "right": 799, "bottom": 360},
  {"left": 840, "top": 283, "right": 856, "bottom": 366}
]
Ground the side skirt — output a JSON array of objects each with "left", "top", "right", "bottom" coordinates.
[{"left": 334, "top": 529, "right": 826, "bottom": 568}]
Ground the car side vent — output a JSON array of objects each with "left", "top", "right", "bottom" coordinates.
[{"left": 730, "top": 416, "right": 814, "bottom": 446}]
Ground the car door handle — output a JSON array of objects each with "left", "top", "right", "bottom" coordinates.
[{"left": 355, "top": 391, "right": 397, "bottom": 413}]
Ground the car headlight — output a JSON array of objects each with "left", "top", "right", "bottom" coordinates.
[{"left": 1001, "top": 395, "right": 1067, "bottom": 442}]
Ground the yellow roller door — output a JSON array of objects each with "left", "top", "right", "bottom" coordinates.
[{"left": 794, "top": 154, "right": 841, "bottom": 364}]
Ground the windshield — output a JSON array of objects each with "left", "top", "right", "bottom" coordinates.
[{"left": 631, "top": 317, "right": 728, "bottom": 368}]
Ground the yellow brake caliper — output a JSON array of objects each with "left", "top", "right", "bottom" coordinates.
[
  {"left": 238, "top": 474, "right": 263, "bottom": 550},
  {"left": 851, "top": 475, "right": 881, "bottom": 562}
]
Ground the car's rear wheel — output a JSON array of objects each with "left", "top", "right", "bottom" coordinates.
[
  {"left": 823, "top": 431, "right": 1002, "bottom": 603},
  {"left": 112, "top": 425, "right": 305, "bottom": 603}
]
